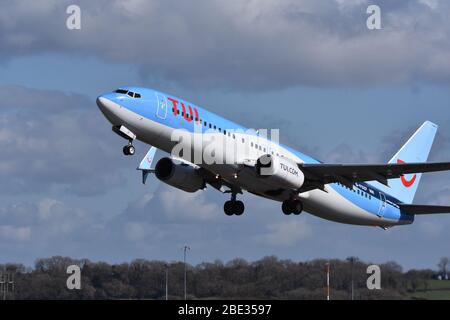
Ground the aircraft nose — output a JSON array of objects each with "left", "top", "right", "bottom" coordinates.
[
  {"left": 96, "top": 96, "right": 111, "bottom": 113},
  {"left": 96, "top": 95, "right": 121, "bottom": 125}
]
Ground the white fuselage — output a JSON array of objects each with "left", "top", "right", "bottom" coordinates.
[{"left": 98, "top": 96, "right": 410, "bottom": 228}]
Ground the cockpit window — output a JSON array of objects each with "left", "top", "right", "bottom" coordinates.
[{"left": 114, "top": 89, "right": 141, "bottom": 98}]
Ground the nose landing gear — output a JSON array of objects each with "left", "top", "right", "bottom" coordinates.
[
  {"left": 112, "top": 125, "right": 137, "bottom": 156},
  {"left": 282, "top": 199, "right": 303, "bottom": 215}
]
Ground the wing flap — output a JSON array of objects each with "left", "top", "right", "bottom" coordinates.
[{"left": 399, "top": 204, "right": 450, "bottom": 215}]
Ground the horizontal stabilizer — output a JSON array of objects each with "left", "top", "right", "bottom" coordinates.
[
  {"left": 137, "top": 146, "right": 158, "bottom": 184},
  {"left": 399, "top": 204, "right": 450, "bottom": 215}
]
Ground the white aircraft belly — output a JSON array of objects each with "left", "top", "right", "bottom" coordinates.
[{"left": 300, "top": 187, "right": 398, "bottom": 226}]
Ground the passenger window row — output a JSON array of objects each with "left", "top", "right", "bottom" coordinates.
[
  {"left": 250, "top": 142, "right": 267, "bottom": 153},
  {"left": 172, "top": 108, "right": 194, "bottom": 120},
  {"left": 337, "top": 183, "right": 372, "bottom": 200},
  {"left": 172, "top": 107, "right": 232, "bottom": 138},
  {"left": 170, "top": 107, "right": 293, "bottom": 157}
]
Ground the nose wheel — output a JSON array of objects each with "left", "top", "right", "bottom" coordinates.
[
  {"left": 123, "top": 143, "right": 135, "bottom": 156},
  {"left": 223, "top": 192, "right": 245, "bottom": 216},
  {"left": 112, "top": 126, "right": 137, "bottom": 156},
  {"left": 282, "top": 200, "right": 303, "bottom": 215}
]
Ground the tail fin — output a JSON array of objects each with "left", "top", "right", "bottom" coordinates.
[{"left": 387, "top": 121, "right": 438, "bottom": 204}]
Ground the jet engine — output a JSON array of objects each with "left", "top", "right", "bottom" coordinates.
[
  {"left": 155, "top": 157, "right": 205, "bottom": 193},
  {"left": 256, "top": 154, "right": 305, "bottom": 190}
]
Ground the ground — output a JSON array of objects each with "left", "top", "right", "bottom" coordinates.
[{"left": 410, "top": 280, "right": 450, "bottom": 300}]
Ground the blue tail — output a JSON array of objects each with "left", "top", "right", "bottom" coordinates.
[{"left": 387, "top": 121, "right": 438, "bottom": 204}]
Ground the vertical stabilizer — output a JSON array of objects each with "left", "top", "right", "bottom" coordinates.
[{"left": 386, "top": 121, "right": 438, "bottom": 203}]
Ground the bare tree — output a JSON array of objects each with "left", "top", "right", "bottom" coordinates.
[{"left": 437, "top": 257, "right": 449, "bottom": 277}]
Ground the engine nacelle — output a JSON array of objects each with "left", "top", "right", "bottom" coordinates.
[
  {"left": 256, "top": 154, "right": 305, "bottom": 190},
  {"left": 155, "top": 157, "right": 205, "bottom": 193}
]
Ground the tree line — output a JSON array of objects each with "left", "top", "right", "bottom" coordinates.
[{"left": 0, "top": 256, "right": 447, "bottom": 300}]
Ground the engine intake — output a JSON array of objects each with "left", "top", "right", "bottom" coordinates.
[
  {"left": 256, "top": 154, "right": 305, "bottom": 190},
  {"left": 155, "top": 157, "right": 205, "bottom": 193}
]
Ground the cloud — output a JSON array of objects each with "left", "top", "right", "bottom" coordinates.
[
  {"left": 0, "top": 202, "right": 37, "bottom": 226},
  {"left": 325, "top": 143, "right": 379, "bottom": 163},
  {"left": 259, "top": 220, "right": 312, "bottom": 246},
  {"left": 0, "top": 225, "right": 31, "bottom": 242},
  {"left": 1, "top": 0, "right": 450, "bottom": 90},
  {"left": 114, "top": 184, "right": 227, "bottom": 248},
  {"left": 0, "top": 197, "right": 95, "bottom": 239},
  {"left": 123, "top": 184, "right": 222, "bottom": 224},
  {"left": 0, "top": 196, "right": 97, "bottom": 245},
  {"left": 319, "top": 121, "right": 450, "bottom": 165},
  {"left": 159, "top": 188, "right": 221, "bottom": 221},
  {"left": 418, "top": 0, "right": 440, "bottom": 10},
  {"left": 416, "top": 219, "right": 446, "bottom": 238},
  {"left": 123, "top": 222, "right": 147, "bottom": 242},
  {"left": 0, "top": 85, "right": 128, "bottom": 196}
]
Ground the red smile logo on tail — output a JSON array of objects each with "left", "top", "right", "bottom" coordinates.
[{"left": 397, "top": 159, "right": 416, "bottom": 187}]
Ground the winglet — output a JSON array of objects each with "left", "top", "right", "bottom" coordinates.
[{"left": 137, "top": 146, "right": 157, "bottom": 184}]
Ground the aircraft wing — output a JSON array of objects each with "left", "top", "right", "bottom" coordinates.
[
  {"left": 299, "top": 162, "right": 450, "bottom": 189},
  {"left": 399, "top": 204, "right": 450, "bottom": 215}
]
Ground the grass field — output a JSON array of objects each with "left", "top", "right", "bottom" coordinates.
[{"left": 410, "top": 280, "right": 450, "bottom": 300}]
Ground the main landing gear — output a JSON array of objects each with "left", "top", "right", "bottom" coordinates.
[
  {"left": 223, "top": 193, "right": 245, "bottom": 216},
  {"left": 282, "top": 199, "right": 303, "bottom": 215}
]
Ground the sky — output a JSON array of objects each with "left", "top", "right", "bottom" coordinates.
[{"left": 1, "top": 0, "right": 450, "bottom": 270}]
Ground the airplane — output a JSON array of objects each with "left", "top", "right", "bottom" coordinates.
[{"left": 97, "top": 86, "right": 450, "bottom": 229}]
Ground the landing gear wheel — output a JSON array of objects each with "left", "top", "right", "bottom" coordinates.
[
  {"left": 282, "top": 200, "right": 303, "bottom": 215},
  {"left": 123, "top": 144, "right": 135, "bottom": 156},
  {"left": 282, "top": 201, "right": 292, "bottom": 215},
  {"left": 234, "top": 201, "right": 245, "bottom": 216},
  {"left": 223, "top": 199, "right": 245, "bottom": 216},
  {"left": 292, "top": 200, "right": 303, "bottom": 215},
  {"left": 224, "top": 201, "right": 234, "bottom": 216}
]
